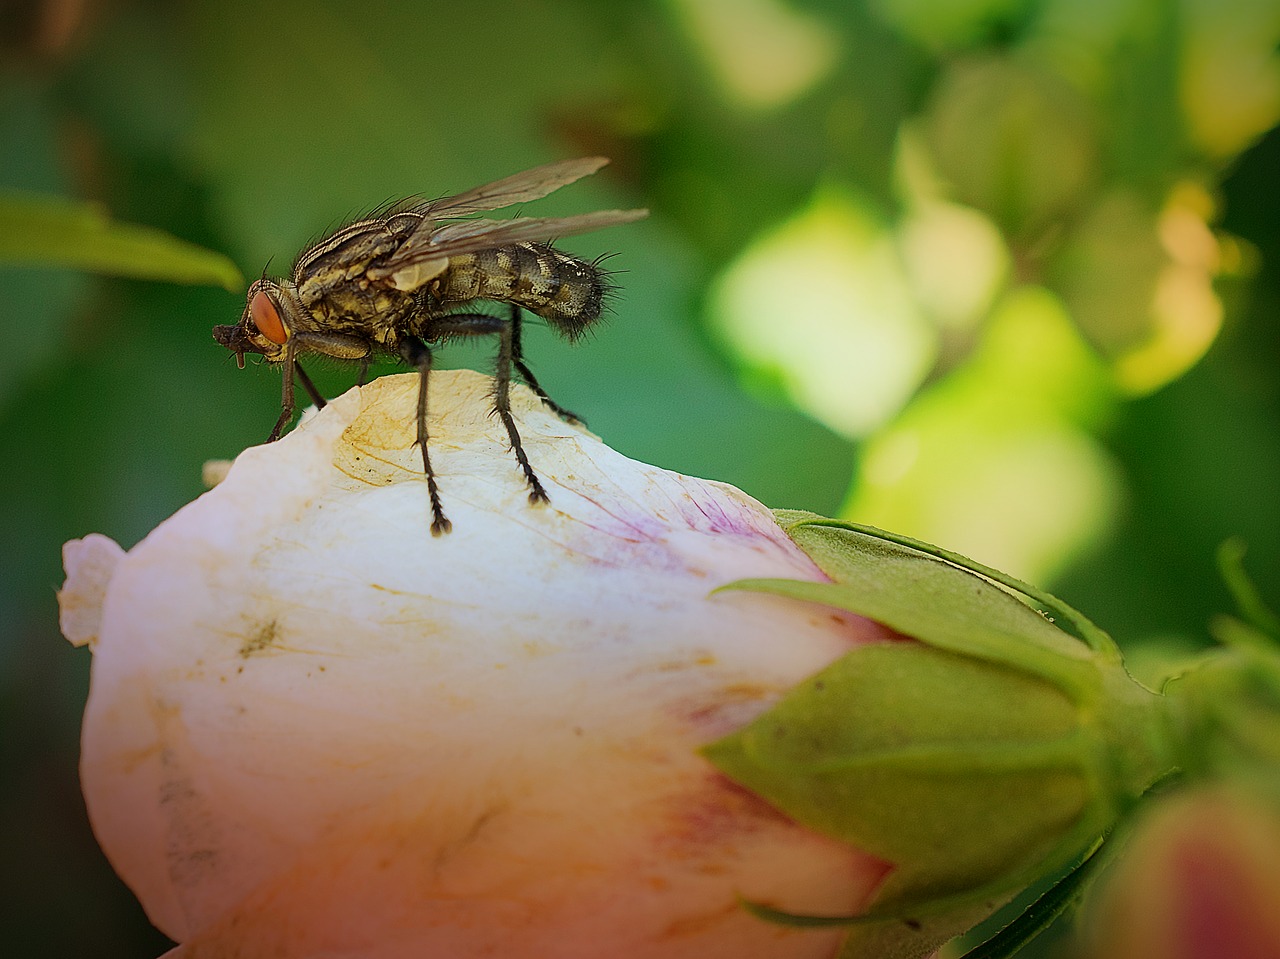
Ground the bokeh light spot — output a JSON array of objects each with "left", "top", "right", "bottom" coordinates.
[
  {"left": 710, "top": 189, "right": 937, "bottom": 438},
  {"left": 845, "top": 287, "right": 1120, "bottom": 582},
  {"left": 667, "top": 0, "right": 840, "bottom": 110}
]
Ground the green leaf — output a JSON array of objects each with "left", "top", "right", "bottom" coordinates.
[
  {"left": 0, "top": 192, "right": 243, "bottom": 291},
  {"left": 957, "top": 839, "right": 1106, "bottom": 959}
]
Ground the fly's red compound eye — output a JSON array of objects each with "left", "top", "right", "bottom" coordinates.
[{"left": 249, "top": 290, "right": 288, "bottom": 344}]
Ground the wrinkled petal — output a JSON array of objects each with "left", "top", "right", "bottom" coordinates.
[
  {"left": 58, "top": 532, "right": 124, "bottom": 648},
  {"left": 65, "top": 370, "right": 893, "bottom": 959}
]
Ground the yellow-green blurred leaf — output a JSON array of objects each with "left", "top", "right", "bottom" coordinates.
[
  {"left": 924, "top": 56, "right": 1098, "bottom": 239},
  {"left": 1053, "top": 183, "right": 1225, "bottom": 394},
  {"left": 1181, "top": 0, "right": 1280, "bottom": 159},
  {"left": 0, "top": 193, "right": 242, "bottom": 291},
  {"left": 870, "top": 0, "right": 1032, "bottom": 51}
]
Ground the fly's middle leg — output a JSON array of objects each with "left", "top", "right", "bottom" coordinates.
[
  {"left": 400, "top": 337, "right": 452, "bottom": 536},
  {"left": 294, "top": 361, "right": 327, "bottom": 410}
]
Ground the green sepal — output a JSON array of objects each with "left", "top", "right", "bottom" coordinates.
[
  {"left": 741, "top": 894, "right": 1009, "bottom": 959},
  {"left": 769, "top": 511, "right": 1121, "bottom": 662},
  {"left": 703, "top": 644, "right": 1120, "bottom": 912},
  {"left": 1162, "top": 540, "right": 1280, "bottom": 784},
  {"left": 1210, "top": 614, "right": 1278, "bottom": 656},
  {"left": 1164, "top": 644, "right": 1280, "bottom": 778},
  {"left": 0, "top": 192, "right": 243, "bottom": 291},
  {"left": 1215, "top": 538, "right": 1280, "bottom": 645}
]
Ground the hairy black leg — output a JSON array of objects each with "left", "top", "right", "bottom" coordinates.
[
  {"left": 427, "top": 312, "right": 549, "bottom": 505},
  {"left": 494, "top": 316, "right": 549, "bottom": 505},
  {"left": 268, "top": 342, "right": 297, "bottom": 442},
  {"left": 355, "top": 355, "right": 371, "bottom": 387},
  {"left": 509, "top": 305, "right": 582, "bottom": 425},
  {"left": 399, "top": 338, "right": 451, "bottom": 535},
  {"left": 294, "top": 361, "right": 327, "bottom": 409}
]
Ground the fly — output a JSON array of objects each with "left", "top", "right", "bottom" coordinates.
[{"left": 213, "top": 157, "right": 647, "bottom": 535}]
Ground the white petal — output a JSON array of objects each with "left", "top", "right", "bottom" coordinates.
[{"left": 70, "top": 370, "right": 888, "bottom": 958}]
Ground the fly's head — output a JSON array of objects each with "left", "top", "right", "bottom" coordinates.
[{"left": 214, "top": 279, "right": 298, "bottom": 367}]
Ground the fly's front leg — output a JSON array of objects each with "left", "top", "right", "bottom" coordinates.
[
  {"left": 400, "top": 337, "right": 451, "bottom": 536},
  {"left": 268, "top": 339, "right": 298, "bottom": 442},
  {"left": 267, "top": 331, "right": 371, "bottom": 442},
  {"left": 509, "top": 305, "right": 582, "bottom": 425},
  {"left": 428, "top": 312, "right": 549, "bottom": 505}
]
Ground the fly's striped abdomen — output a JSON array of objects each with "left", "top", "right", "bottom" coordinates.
[{"left": 437, "top": 242, "right": 606, "bottom": 339}]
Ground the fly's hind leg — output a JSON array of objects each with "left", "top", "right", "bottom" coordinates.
[
  {"left": 400, "top": 337, "right": 452, "bottom": 536},
  {"left": 428, "top": 312, "right": 550, "bottom": 505},
  {"left": 509, "top": 305, "right": 583, "bottom": 425},
  {"left": 498, "top": 316, "right": 550, "bottom": 505}
]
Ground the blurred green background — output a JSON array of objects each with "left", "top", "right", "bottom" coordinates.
[{"left": 2, "top": 0, "right": 1278, "bottom": 955}]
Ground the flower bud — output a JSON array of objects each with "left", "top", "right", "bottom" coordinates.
[
  {"left": 1083, "top": 783, "right": 1280, "bottom": 959},
  {"left": 60, "top": 371, "right": 897, "bottom": 959},
  {"left": 704, "top": 514, "right": 1177, "bottom": 957}
]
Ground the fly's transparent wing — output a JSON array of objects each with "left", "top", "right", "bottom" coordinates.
[
  {"left": 367, "top": 208, "right": 648, "bottom": 279},
  {"left": 422, "top": 157, "right": 611, "bottom": 219},
  {"left": 421, "top": 209, "right": 648, "bottom": 250}
]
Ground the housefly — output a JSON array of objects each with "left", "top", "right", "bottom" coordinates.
[{"left": 213, "top": 157, "right": 647, "bottom": 535}]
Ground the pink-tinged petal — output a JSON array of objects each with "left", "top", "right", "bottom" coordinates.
[{"left": 63, "top": 370, "right": 892, "bottom": 958}]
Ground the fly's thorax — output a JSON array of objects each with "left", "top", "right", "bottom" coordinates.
[
  {"left": 307, "top": 283, "right": 418, "bottom": 347},
  {"left": 436, "top": 243, "right": 608, "bottom": 335},
  {"left": 293, "top": 216, "right": 414, "bottom": 303}
]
